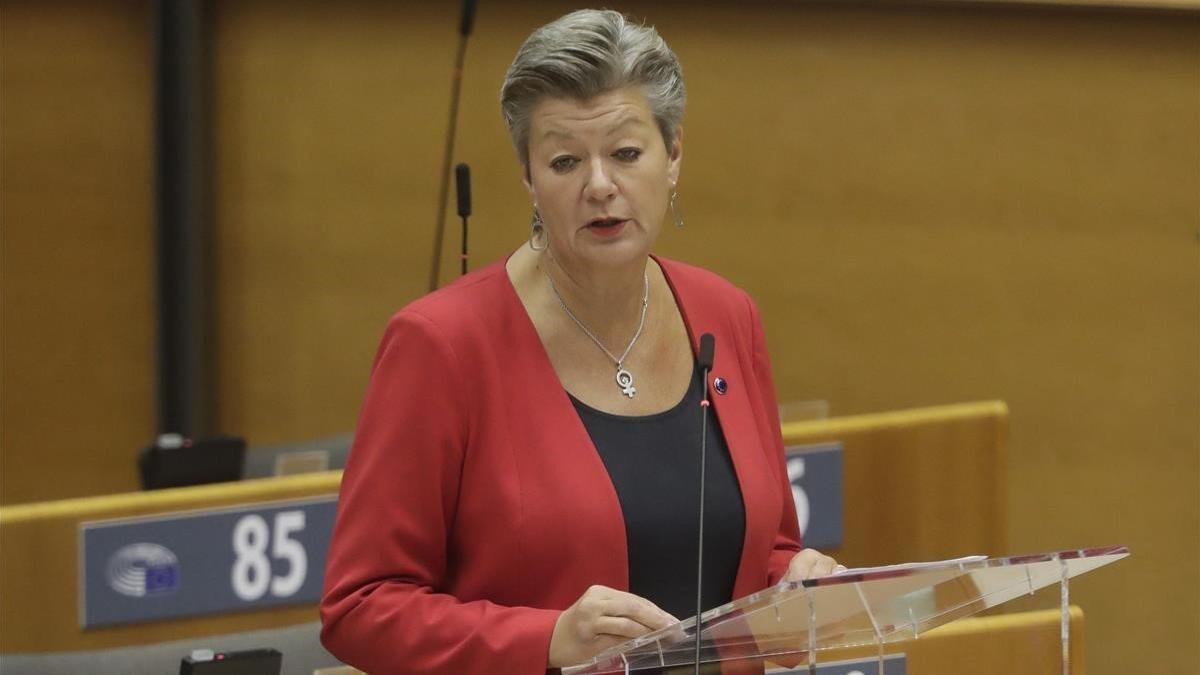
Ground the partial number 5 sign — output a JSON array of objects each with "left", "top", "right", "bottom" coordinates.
[
  {"left": 784, "top": 443, "right": 844, "bottom": 550},
  {"left": 787, "top": 456, "right": 811, "bottom": 536}
]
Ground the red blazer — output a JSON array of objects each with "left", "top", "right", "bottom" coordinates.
[{"left": 320, "top": 256, "right": 802, "bottom": 674}]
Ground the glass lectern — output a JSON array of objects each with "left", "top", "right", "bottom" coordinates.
[{"left": 565, "top": 546, "right": 1128, "bottom": 675}]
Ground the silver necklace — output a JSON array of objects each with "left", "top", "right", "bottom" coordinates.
[{"left": 543, "top": 267, "right": 649, "bottom": 398}]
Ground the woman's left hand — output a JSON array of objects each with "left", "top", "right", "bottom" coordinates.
[{"left": 782, "top": 549, "right": 846, "bottom": 583}]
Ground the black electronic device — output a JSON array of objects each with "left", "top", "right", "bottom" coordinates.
[
  {"left": 139, "top": 433, "right": 245, "bottom": 490},
  {"left": 456, "top": 162, "right": 472, "bottom": 275},
  {"left": 179, "top": 648, "right": 281, "bottom": 675}
]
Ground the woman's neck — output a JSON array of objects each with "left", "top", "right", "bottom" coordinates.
[{"left": 539, "top": 248, "right": 652, "bottom": 343}]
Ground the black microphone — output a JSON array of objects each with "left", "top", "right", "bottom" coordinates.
[
  {"left": 459, "top": 0, "right": 477, "bottom": 36},
  {"left": 694, "top": 333, "right": 715, "bottom": 674},
  {"left": 428, "top": 0, "right": 479, "bottom": 290},
  {"left": 698, "top": 334, "right": 715, "bottom": 372},
  {"left": 455, "top": 163, "right": 471, "bottom": 275}
]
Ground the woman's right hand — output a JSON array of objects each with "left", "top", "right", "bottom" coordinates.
[{"left": 547, "top": 584, "right": 678, "bottom": 668}]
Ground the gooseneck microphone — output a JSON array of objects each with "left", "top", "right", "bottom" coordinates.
[
  {"left": 694, "top": 333, "right": 716, "bottom": 674},
  {"left": 429, "top": 0, "right": 478, "bottom": 291},
  {"left": 455, "top": 163, "right": 471, "bottom": 276}
]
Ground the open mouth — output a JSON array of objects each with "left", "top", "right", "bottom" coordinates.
[{"left": 586, "top": 217, "right": 628, "bottom": 231}]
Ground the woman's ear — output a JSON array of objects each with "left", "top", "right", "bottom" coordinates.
[
  {"left": 667, "top": 127, "right": 683, "bottom": 185},
  {"left": 521, "top": 161, "right": 535, "bottom": 201}
]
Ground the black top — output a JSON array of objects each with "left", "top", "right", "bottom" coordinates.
[{"left": 570, "top": 364, "right": 746, "bottom": 621}]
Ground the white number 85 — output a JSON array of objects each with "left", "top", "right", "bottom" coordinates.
[{"left": 231, "top": 510, "right": 307, "bottom": 601}]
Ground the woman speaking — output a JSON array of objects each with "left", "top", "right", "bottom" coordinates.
[{"left": 321, "top": 9, "right": 840, "bottom": 673}]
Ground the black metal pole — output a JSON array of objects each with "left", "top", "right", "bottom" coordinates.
[{"left": 154, "top": 0, "right": 207, "bottom": 436}]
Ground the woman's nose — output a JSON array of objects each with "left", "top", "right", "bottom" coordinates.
[{"left": 583, "top": 157, "right": 617, "bottom": 201}]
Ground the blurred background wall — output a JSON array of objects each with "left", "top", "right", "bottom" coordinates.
[
  {"left": 2, "top": 0, "right": 156, "bottom": 502},
  {"left": 2, "top": 1, "right": 1197, "bottom": 673}
]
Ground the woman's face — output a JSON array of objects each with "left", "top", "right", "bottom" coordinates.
[{"left": 524, "top": 86, "right": 682, "bottom": 272}]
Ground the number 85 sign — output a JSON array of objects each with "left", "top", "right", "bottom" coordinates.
[
  {"left": 81, "top": 497, "right": 338, "bottom": 628},
  {"left": 232, "top": 511, "right": 308, "bottom": 601}
]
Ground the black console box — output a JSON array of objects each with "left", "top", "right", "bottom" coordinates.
[
  {"left": 180, "top": 648, "right": 282, "bottom": 675},
  {"left": 139, "top": 434, "right": 245, "bottom": 490}
]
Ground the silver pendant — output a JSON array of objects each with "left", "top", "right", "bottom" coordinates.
[{"left": 615, "top": 367, "right": 637, "bottom": 398}]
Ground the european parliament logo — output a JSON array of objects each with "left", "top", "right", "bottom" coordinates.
[{"left": 106, "top": 542, "right": 180, "bottom": 597}]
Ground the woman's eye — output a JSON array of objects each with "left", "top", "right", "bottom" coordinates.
[
  {"left": 614, "top": 147, "right": 642, "bottom": 162},
  {"left": 550, "top": 156, "right": 578, "bottom": 173}
]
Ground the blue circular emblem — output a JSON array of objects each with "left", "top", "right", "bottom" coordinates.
[
  {"left": 107, "top": 543, "right": 180, "bottom": 597},
  {"left": 713, "top": 377, "right": 728, "bottom": 395}
]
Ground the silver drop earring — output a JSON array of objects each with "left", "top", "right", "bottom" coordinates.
[
  {"left": 670, "top": 190, "right": 684, "bottom": 229},
  {"left": 529, "top": 209, "right": 547, "bottom": 251}
]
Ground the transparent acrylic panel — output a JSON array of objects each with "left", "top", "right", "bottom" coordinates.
[{"left": 564, "top": 546, "right": 1128, "bottom": 674}]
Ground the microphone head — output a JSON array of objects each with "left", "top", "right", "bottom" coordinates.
[
  {"left": 459, "top": 0, "right": 477, "bottom": 36},
  {"left": 698, "top": 333, "right": 715, "bottom": 371},
  {"left": 455, "top": 163, "right": 472, "bottom": 217}
]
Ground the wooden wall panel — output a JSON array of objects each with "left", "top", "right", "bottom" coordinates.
[
  {"left": 0, "top": 0, "right": 154, "bottom": 503},
  {"left": 781, "top": 401, "right": 1008, "bottom": 567},
  {"left": 208, "top": 1, "right": 461, "bottom": 443}
]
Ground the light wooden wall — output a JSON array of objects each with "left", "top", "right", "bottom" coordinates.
[
  {"left": 2, "top": 2, "right": 1196, "bottom": 673},
  {"left": 0, "top": 0, "right": 155, "bottom": 504},
  {"left": 781, "top": 401, "right": 1008, "bottom": 566}
]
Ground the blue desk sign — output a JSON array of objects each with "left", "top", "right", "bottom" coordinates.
[
  {"left": 771, "top": 653, "right": 906, "bottom": 675},
  {"left": 784, "top": 442, "right": 844, "bottom": 550},
  {"left": 80, "top": 496, "right": 337, "bottom": 628}
]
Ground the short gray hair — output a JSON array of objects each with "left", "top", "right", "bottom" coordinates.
[{"left": 500, "top": 9, "right": 686, "bottom": 167}]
